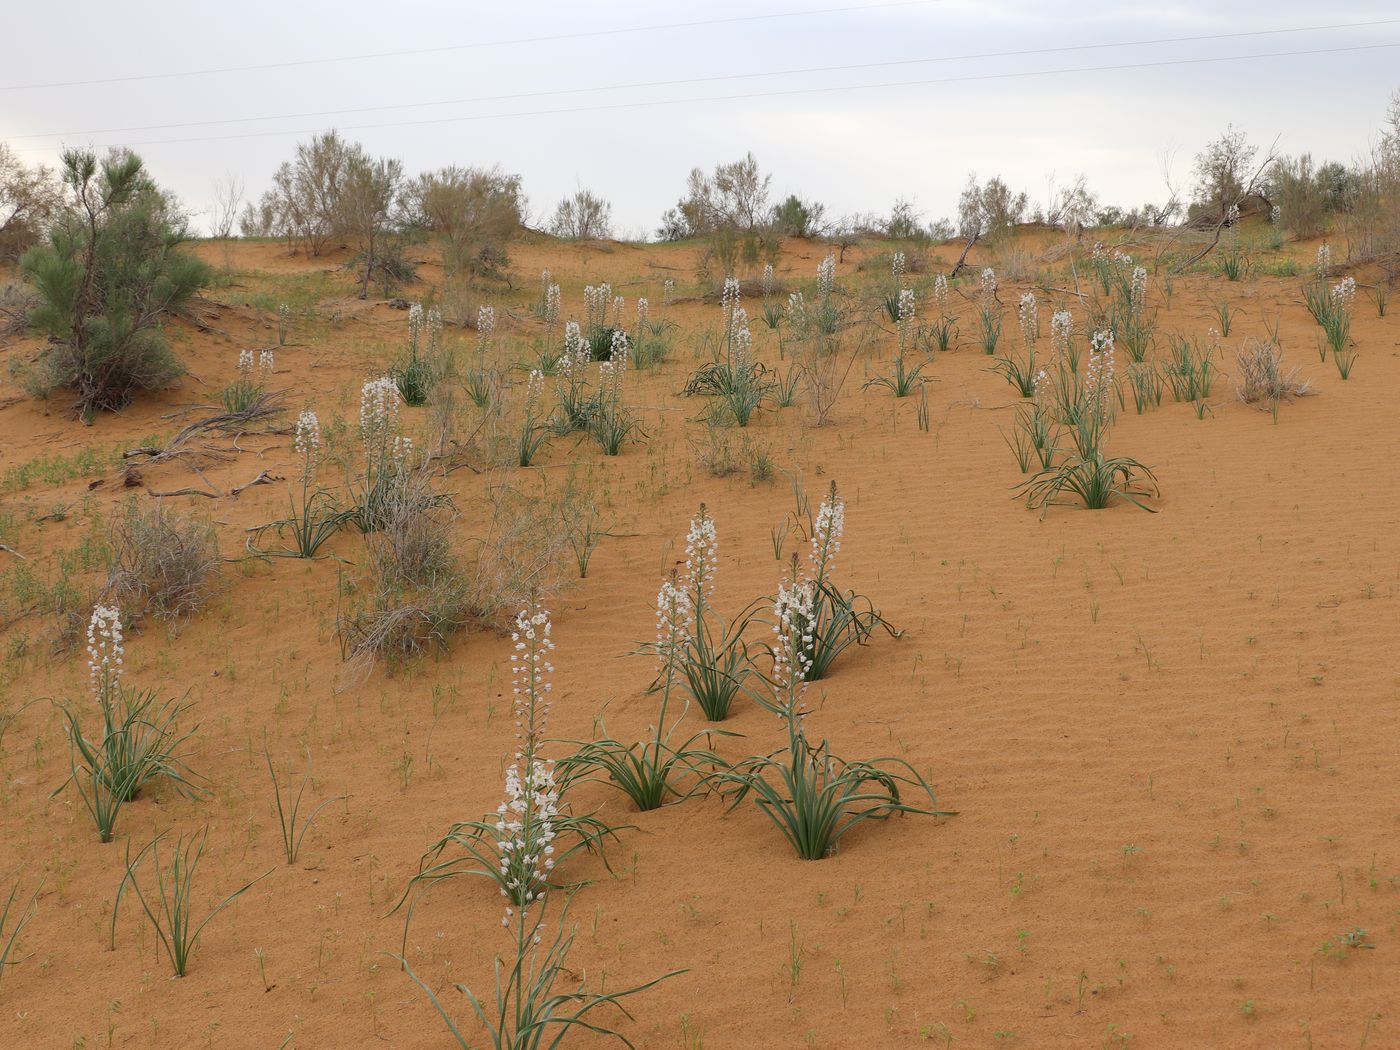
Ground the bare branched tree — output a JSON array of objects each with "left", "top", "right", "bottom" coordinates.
[{"left": 549, "top": 189, "right": 613, "bottom": 240}]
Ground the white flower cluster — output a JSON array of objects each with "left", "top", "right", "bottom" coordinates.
[
  {"left": 1092, "top": 242, "right": 1132, "bottom": 268},
  {"left": 544, "top": 283, "right": 561, "bottom": 329},
  {"left": 1315, "top": 243, "right": 1331, "bottom": 280},
  {"left": 654, "top": 575, "right": 695, "bottom": 672},
  {"left": 663, "top": 278, "right": 675, "bottom": 306},
  {"left": 787, "top": 290, "right": 807, "bottom": 328},
  {"left": 1087, "top": 329, "right": 1116, "bottom": 401},
  {"left": 811, "top": 486, "right": 845, "bottom": 579},
  {"left": 897, "top": 287, "right": 916, "bottom": 350},
  {"left": 636, "top": 297, "right": 649, "bottom": 329},
  {"left": 524, "top": 369, "right": 544, "bottom": 417},
  {"left": 980, "top": 267, "right": 998, "bottom": 304},
  {"left": 933, "top": 274, "right": 949, "bottom": 315},
  {"left": 1130, "top": 266, "right": 1148, "bottom": 317},
  {"left": 684, "top": 505, "right": 718, "bottom": 603},
  {"left": 817, "top": 254, "right": 837, "bottom": 298},
  {"left": 1050, "top": 309, "right": 1073, "bottom": 361},
  {"left": 721, "top": 275, "right": 742, "bottom": 320},
  {"left": 732, "top": 319, "right": 753, "bottom": 372},
  {"left": 583, "top": 283, "right": 612, "bottom": 332},
  {"left": 1331, "top": 276, "right": 1357, "bottom": 307},
  {"left": 87, "top": 603, "right": 124, "bottom": 697},
  {"left": 762, "top": 263, "right": 775, "bottom": 297},
  {"left": 598, "top": 337, "right": 629, "bottom": 404},
  {"left": 359, "top": 376, "right": 401, "bottom": 457},
  {"left": 496, "top": 758, "right": 558, "bottom": 926},
  {"left": 891, "top": 251, "right": 906, "bottom": 281},
  {"left": 478, "top": 304, "right": 495, "bottom": 342},
  {"left": 897, "top": 287, "right": 916, "bottom": 324},
  {"left": 612, "top": 295, "right": 625, "bottom": 328},
  {"left": 560, "top": 320, "right": 589, "bottom": 380},
  {"left": 408, "top": 303, "right": 424, "bottom": 348},
  {"left": 294, "top": 409, "right": 321, "bottom": 480},
  {"left": 1018, "top": 292, "right": 1038, "bottom": 348},
  {"left": 511, "top": 604, "right": 556, "bottom": 757},
  {"left": 425, "top": 306, "right": 443, "bottom": 353},
  {"left": 498, "top": 603, "right": 560, "bottom": 923},
  {"left": 771, "top": 579, "right": 815, "bottom": 709}
]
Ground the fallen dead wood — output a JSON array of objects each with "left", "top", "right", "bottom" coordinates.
[
  {"left": 231, "top": 470, "right": 282, "bottom": 496},
  {"left": 147, "top": 486, "right": 220, "bottom": 499},
  {"left": 123, "top": 391, "right": 286, "bottom": 464}
]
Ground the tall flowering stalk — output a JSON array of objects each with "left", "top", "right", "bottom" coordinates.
[
  {"left": 1018, "top": 293, "right": 1038, "bottom": 349},
  {"left": 250, "top": 407, "right": 351, "bottom": 558},
  {"left": 653, "top": 505, "right": 760, "bottom": 721},
  {"left": 591, "top": 337, "right": 636, "bottom": 455},
  {"left": 633, "top": 297, "right": 649, "bottom": 364},
  {"left": 976, "top": 268, "right": 1003, "bottom": 355},
  {"left": 401, "top": 604, "right": 621, "bottom": 931},
  {"left": 927, "top": 273, "right": 957, "bottom": 351},
  {"left": 55, "top": 605, "right": 201, "bottom": 841},
  {"left": 352, "top": 376, "right": 409, "bottom": 533},
  {"left": 561, "top": 568, "right": 726, "bottom": 811},
  {"left": 477, "top": 304, "right": 496, "bottom": 358},
  {"left": 897, "top": 288, "right": 916, "bottom": 356},
  {"left": 223, "top": 348, "right": 273, "bottom": 413},
  {"left": 516, "top": 370, "right": 549, "bottom": 467},
  {"left": 497, "top": 605, "right": 558, "bottom": 921},
  {"left": 553, "top": 320, "right": 594, "bottom": 433},
  {"left": 775, "top": 482, "right": 899, "bottom": 684},
  {"left": 866, "top": 287, "right": 929, "bottom": 397},
  {"left": 722, "top": 543, "right": 941, "bottom": 861},
  {"left": 770, "top": 570, "right": 815, "bottom": 734},
  {"left": 543, "top": 283, "right": 561, "bottom": 355}
]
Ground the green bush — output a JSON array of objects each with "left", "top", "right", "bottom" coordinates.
[{"left": 20, "top": 149, "right": 210, "bottom": 419}]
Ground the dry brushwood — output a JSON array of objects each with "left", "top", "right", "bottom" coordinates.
[
  {"left": 1235, "top": 339, "right": 1312, "bottom": 406},
  {"left": 123, "top": 391, "right": 286, "bottom": 465},
  {"left": 106, "top": 501, "right": 221, "bottom": 620}
]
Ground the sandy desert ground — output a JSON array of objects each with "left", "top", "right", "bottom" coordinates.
[{"left": 0, "top": 226, "right": 1397, "bottom": 1050}]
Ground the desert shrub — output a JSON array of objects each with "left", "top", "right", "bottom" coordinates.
[
  {"left": 1235, "top": 339, "right": 1311, "bottom": 406},
  {"left": 338, "top": 152, "right": 406, "bottom": 298},
  {"left": 1338, "top": 90, "right": 1400, "bottom": 262},
  {"left": 368, "top": 469, "right": 455, "bottom": 587},
  {"left": 0, "top": 144, "right": 62, "bottom": 262},
  {"left": 1188, "top": 125, "right": 1263, "bottom": 224},
  {"left": 771, "top": 194, "right": 825, "bottom": 238},
  {"left": 338, "top": 465, "right": 464, "bottom": 674},
  {"left": 105, "top": 500, "right": 220, "bottom": 620},
  {"left": 240, "top": 131, "right": 357, "bottom": 255},
  {"left": 549, "top": 189, "right": 613, "bottom": 240},
  {"left": 1270, "top": 154, "right": 1336, "bottom": 240},
  {"left": 401, "top": 165, "right": 522, "bottom": 280},
  {"left": 461, "top": 480, "right": 570, "bottom": 628},
  {"left": 20, "top": 149, "right": 210, "bottom": 418},
  {"left": 959, "top": 174, "right": 1028, "bottom": 248},
  {"left": 658, "top": 152, "right": 771, "bottom": 239},
  {"left": 1042, "top": 175, "right": 1099, "bottom": 237}
]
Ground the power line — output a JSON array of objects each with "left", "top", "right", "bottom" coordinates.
[
  {"left": 10, "top": 41, "right": 1394, "bottom": 155},
  {"left": 0, "top": 1, "right": 939, "bottom": 92},
  {"left": 10, "top": 17, "right": 1396, "bottom": 142}
]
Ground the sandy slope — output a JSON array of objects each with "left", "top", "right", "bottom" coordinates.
[{"left": 0, "top": 232, "right": 1396, "bottom": 1049}]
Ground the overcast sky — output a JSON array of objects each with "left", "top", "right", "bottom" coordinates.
[{"left": 2, "top": 1, "right": 1397, "bottom": 237}]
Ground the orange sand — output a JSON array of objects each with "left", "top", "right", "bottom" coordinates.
[{"left": 0, "top": 232, "right": 1396, "bottom": 1049}]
